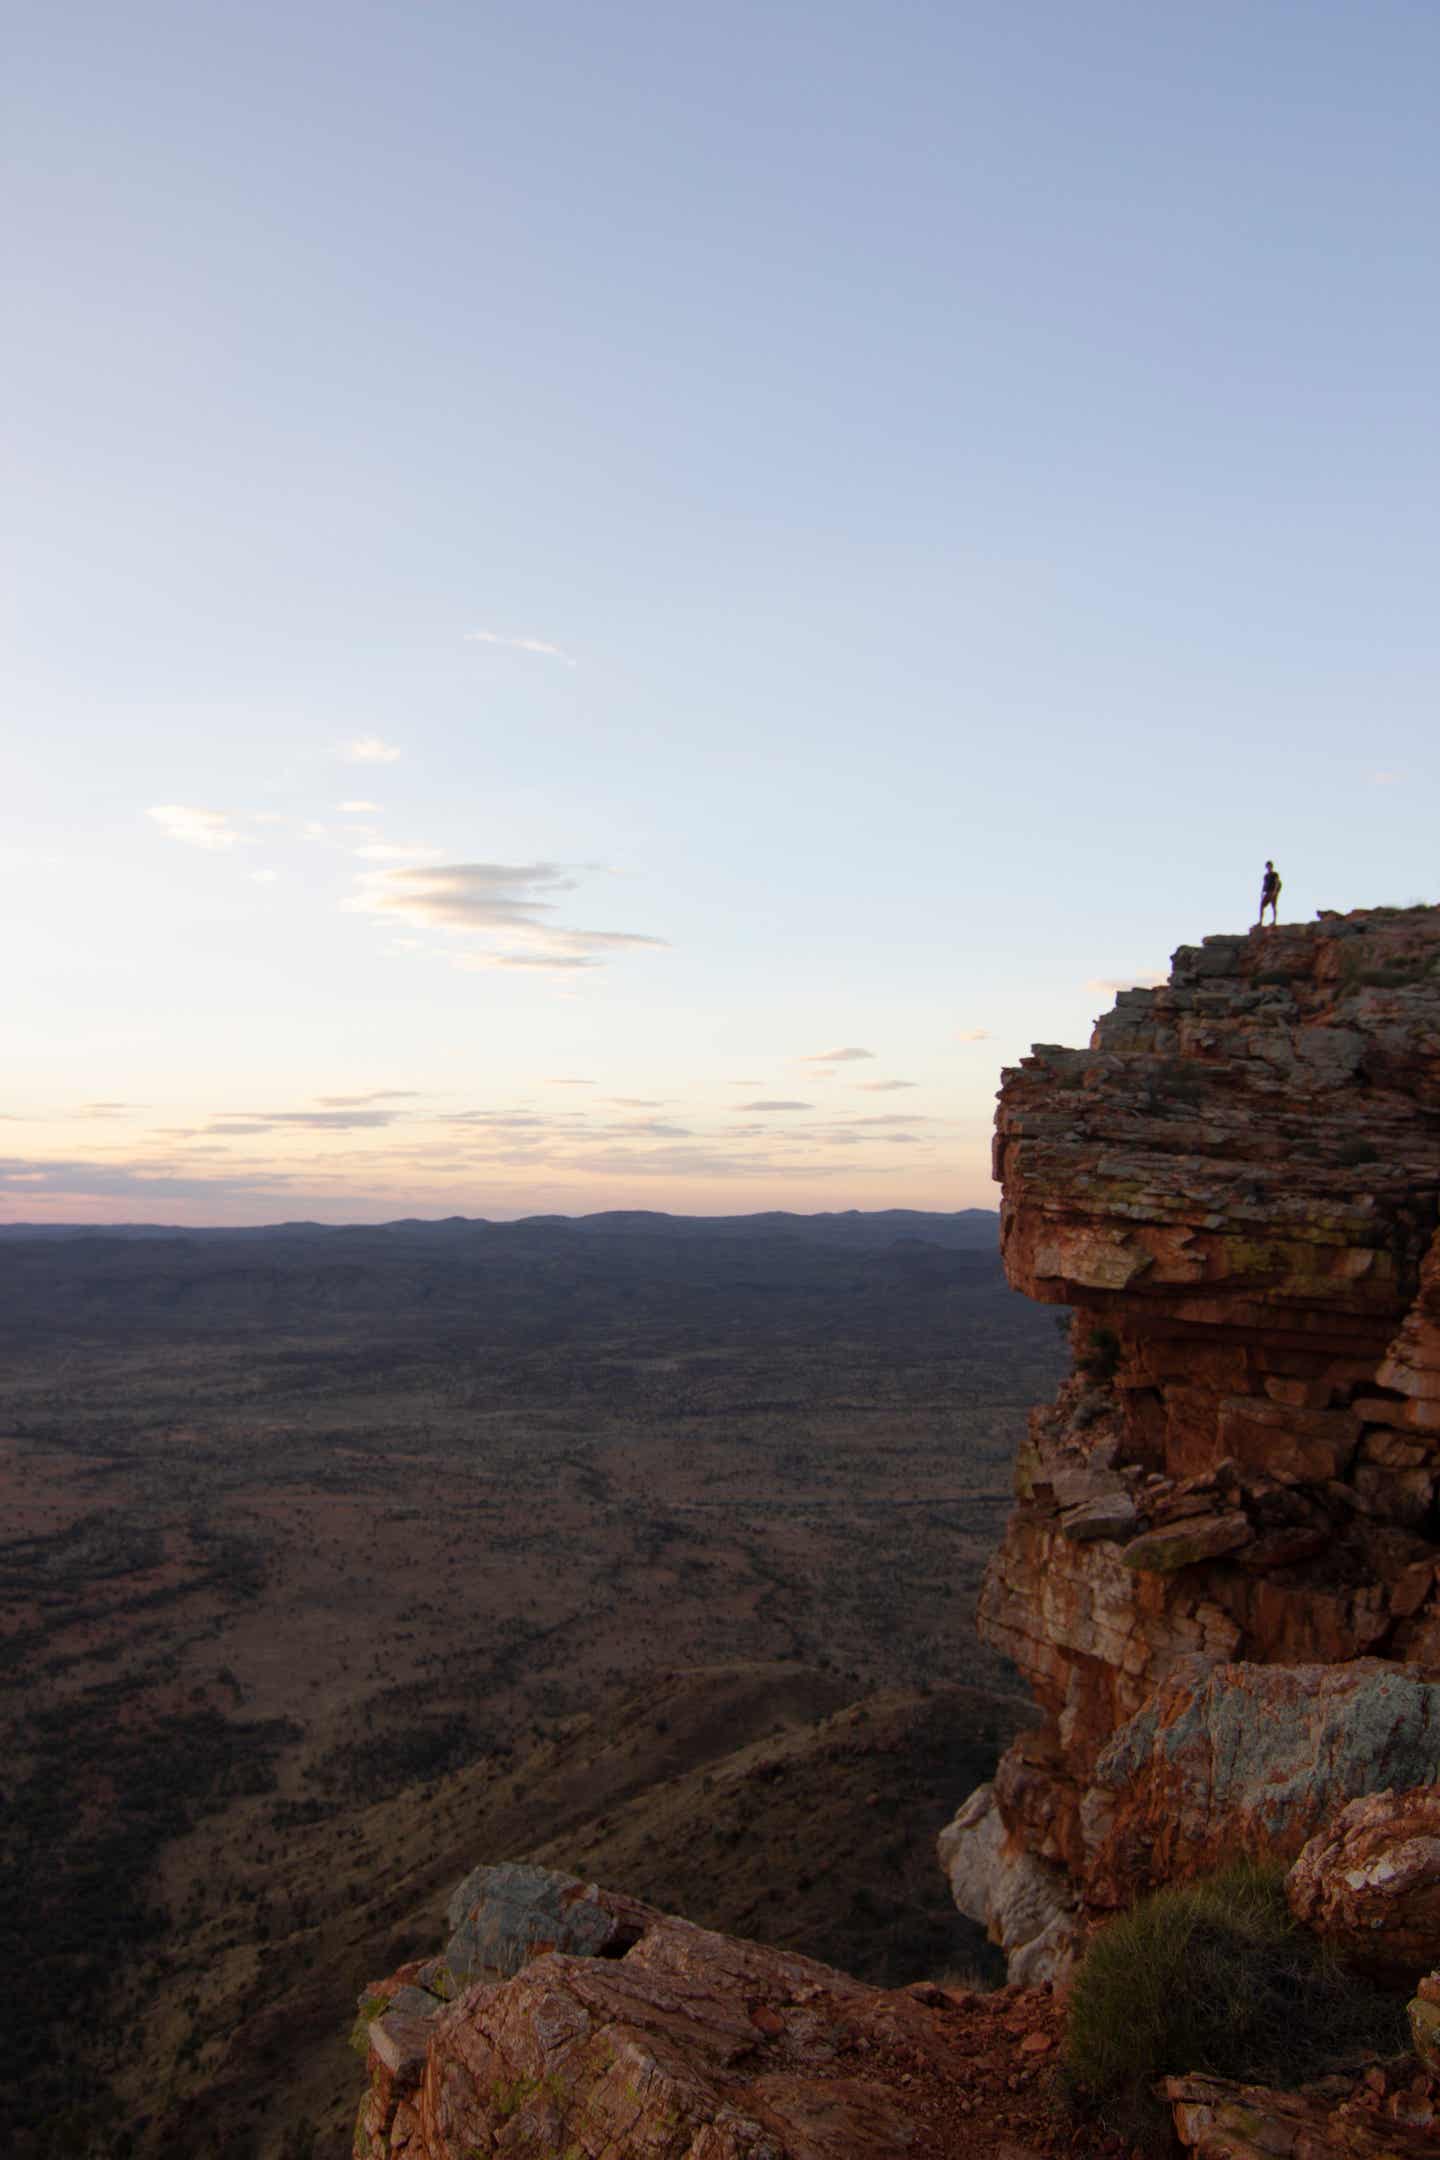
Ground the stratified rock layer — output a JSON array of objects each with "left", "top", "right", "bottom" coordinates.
[{"left": 943, "top": 906, "right": 1440, "bottom": 1970}]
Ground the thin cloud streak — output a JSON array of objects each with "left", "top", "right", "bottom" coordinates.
[
  {"left": 315, "top": 1091, "right": 423, "bottom": 1108},
  {"left": 205, "top": 1109, "right": 404, "bottom": 1134},
  {"left": 464, "top": 629, "right": 576, "bottom": 666}
]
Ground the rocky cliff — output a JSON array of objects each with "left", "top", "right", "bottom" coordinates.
[{"left": 942, "top": 904, "right": 1440, "bottom": 1979}]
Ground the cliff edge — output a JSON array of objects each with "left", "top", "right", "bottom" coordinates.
[{"left": 942, "top": 903, "right": 1440, "bottom": 1978}]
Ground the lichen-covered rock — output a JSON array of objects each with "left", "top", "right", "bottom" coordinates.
[
  {"left": 947, "top": 907, "right": 1440, "bottom": 1970},
  {"left": 438, "top": 1861, "right": 652, "bottom": 1988},
  {"left": 1083, "top": 1660, "right": 1440, "bottom": 1907},
  {"left": 1287, "top": 1789, "right": 1440, "bottom": 1982}
]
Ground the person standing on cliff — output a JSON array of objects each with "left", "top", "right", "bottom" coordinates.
[{"left": 1258, "top": 860, "right": 1281, "bottom": 926}]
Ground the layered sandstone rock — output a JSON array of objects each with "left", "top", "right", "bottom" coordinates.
[{"left": 943, "top": 905, "right": 1440, "bottom": 1972}]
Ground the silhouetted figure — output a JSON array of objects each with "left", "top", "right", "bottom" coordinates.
[{"left": 1258, "top": 859, "right": 1281, "bottom": 927}]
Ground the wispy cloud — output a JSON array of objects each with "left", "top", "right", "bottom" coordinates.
[
  {"left": 738, "top": 1099, "right": 813, "bottom": 1111},
  {"left": 465, "top": 629, "right": 576, "bottom": 667},
  {"left": 608, "top": 1119, "right": 692, "bottom": 1138},
  {"left": 315, "top": 1091, "right": 423, "bottom": 1108},
  {"left": 251, "top": 869, "right": 279, "bottom": 884},
  {"left": 354, "top": 841, "right": 441, "bottom": 863},
  {"left": 1086, "top": 974, "right": 1165, "bottom": 995},
  {"left": 799, "top": 1046, "right": 872, "bottom": 1063},
  {"left": 205, "top": 1108, "right": 406, "bottom": 1134},
  {"left": 147, "top": 804, "right": 240, "bottom": 851},
  {"left": 0, "top": 1156, "right": 300, "bottom": 1204},
  {"left": 347, "top": 861, "right": 667, "bottom": 971},
  {"left": 342, "top": 735, "right": 402, "bottom": 764},
  {"left": 1369, "top": 770, "right": 1404, "bottom": 787},
  {"left": 955, "top": 1028, "right": 993, "bottom": 1042},
  {"left": 457, "top": 951, "right": 606, "bottom": 971},
  {"left": 856, "top": 1080, "right": 917, "bottom": 1092},
  {"left": 339, "top": 799, "right": 381, "bottom": 812},
  {"left": 74, "top": 1102, "right": 146, "bottom": 1120},
  {"left": 547, "top": 1077, "right": 595, "bottom": 1087}
]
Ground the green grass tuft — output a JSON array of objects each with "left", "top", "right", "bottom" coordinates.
[{"left": 1063, "top": 1862, "right": 1407, "bottom": 2154}]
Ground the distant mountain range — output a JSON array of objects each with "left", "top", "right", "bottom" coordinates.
[
  {"left": 0, "top": 1208, "right": 1005, "bottom": 1342},
  {"left": 0, "top": 1206, "right": 999, "bottom": 1249}
]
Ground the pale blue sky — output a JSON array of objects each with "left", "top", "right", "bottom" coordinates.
[{"left": 5, "top": 1, "right": 1437, "bottom": 1221}]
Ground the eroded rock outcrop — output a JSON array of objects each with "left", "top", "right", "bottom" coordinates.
[
  {"left": 943, "top": 905, "right": 1440, "bottom": 1973},
  {"left": 352, "top": 1864, "right": 1079, "bottom": 2159}
]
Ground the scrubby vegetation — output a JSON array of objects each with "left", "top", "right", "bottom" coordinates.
[
  {"left": 2, "top": 1212, "right": 1061, "bottom": 2155},
  {"left": 1064, "top": 1862, "right": 1409, "bottom": 2152}
]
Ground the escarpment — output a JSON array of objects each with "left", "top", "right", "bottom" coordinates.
[{"left": 943, "top": 904, "right": 1440, "bottom": 1978}]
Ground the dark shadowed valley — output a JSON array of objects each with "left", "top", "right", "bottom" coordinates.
[{"left": 4, "top": 1210, "right": 1064, "bottom": 2159}]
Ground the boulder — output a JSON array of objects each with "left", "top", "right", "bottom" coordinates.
[
  {"left": 438, "top": 1861, "right": 651, "bottom": 1988},
  {"left": 1287, "top": 1789, "right": 1440, "bottom": 1981}
]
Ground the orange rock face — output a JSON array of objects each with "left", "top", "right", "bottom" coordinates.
[{"left": 945, "top": 906, "right": 1440, "bottom": 1967}]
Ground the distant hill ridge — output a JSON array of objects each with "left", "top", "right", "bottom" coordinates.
[
  {"left": 0, "top": 1206, "right": 999, "bottom": 1248},
  {"left": 0, "top": 1208, "right": 1006, "bottom": 1340}
]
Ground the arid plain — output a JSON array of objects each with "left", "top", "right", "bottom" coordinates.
[{"left": 3, "top": 1212, "right": 1063, "bottom": 2158}]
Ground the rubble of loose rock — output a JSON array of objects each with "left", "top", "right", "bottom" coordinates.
[{"left": 942, "top": 906, "right": 1440, "bottom": 1975}]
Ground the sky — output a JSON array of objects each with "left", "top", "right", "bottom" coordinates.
[{"left": 5, "top": 0, "right": 1438, "bottom": 1225}]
